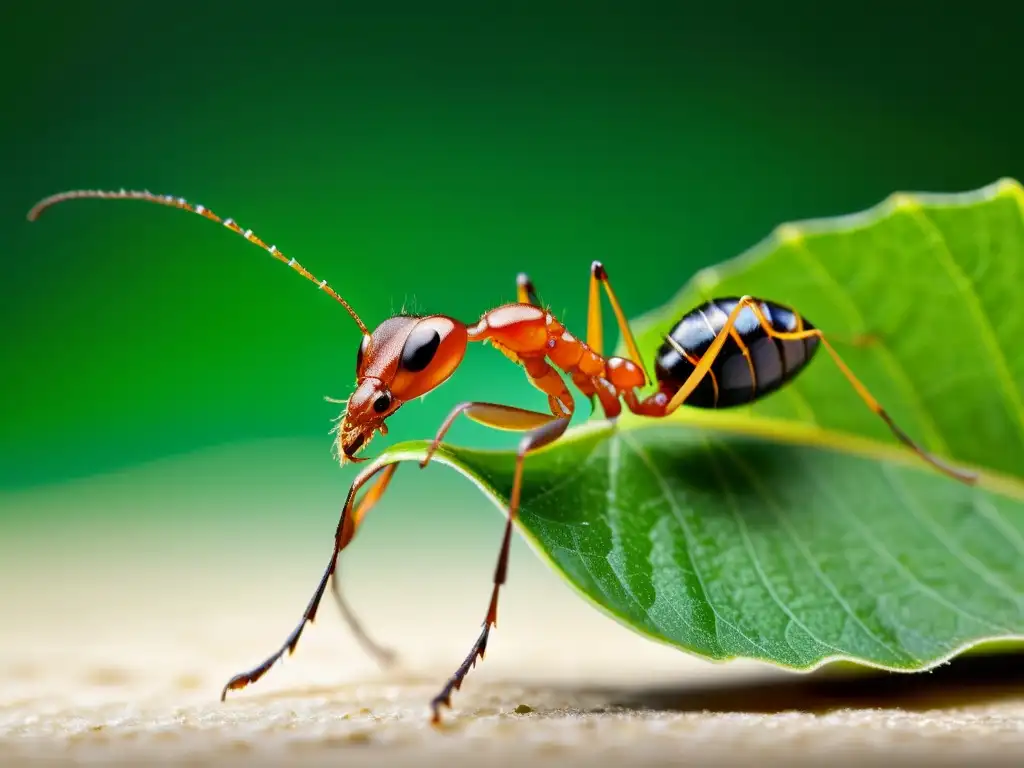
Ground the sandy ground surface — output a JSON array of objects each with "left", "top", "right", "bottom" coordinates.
[{"left": 2, "top": 514, "right": 1024, "bottom": 767}]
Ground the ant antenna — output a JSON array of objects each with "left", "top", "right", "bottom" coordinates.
[{"left": 27, "top": 188, "right": 370, "bottom": 336}]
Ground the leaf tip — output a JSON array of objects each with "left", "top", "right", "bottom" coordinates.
[
  {"left": 884, "top": 192, "right": 923, "bottom": 214},
  {"left": 773, "top": 223, "right": 804, "bottom": 246},
  {"left": 994, "top": 177, "right": 1024, "bottom": 204}
]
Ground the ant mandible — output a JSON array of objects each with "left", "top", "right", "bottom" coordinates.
[{"left": 28, "top": 188, "right": 978, "bottom": 724}]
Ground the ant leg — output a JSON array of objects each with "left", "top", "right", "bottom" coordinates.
[
  {"left": 587, "top": 261, "right": 647, "bottom": 374},
  {"left": 415, "top": 390, "right": 574, "bottom": 722},
  {"left": 422, "top": 351, "right": 575, "bottom": 469},
  {"left": 516, "top": 272, "right": 541, "bottom": 306},
  {"left": 331, "top": 461, "right": 401, "bottom": 668},
  {"left": 430, "top": 414, "right": 572, "bottom": 724},
  {"left": 744, "top": 301, "right": 977, "bottom": 484},
  {"left": 331, "top": 575, "right": 398, "bottom": 668},
  {"left": 420, "top": 401, "right": 558, "bottom": 469},
  {"left": 220, "top": 461, "right": 400, "bottom": 700},
  {"left": 661, "top": 297, "right": 977, "bottom": 485}
]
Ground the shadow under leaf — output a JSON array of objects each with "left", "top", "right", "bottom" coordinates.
[{"left": 560, "top": 649, "right": 1024, "bottom": 714}]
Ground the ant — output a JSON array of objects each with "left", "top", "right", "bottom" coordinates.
[{"left": 27, "top": 188, "right": 978, "bottom": 725}]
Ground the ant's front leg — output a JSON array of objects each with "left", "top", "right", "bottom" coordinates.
[
  {"left": 330, "top": 462, "right": 402, "bottom": 668},
  {"left": 221, "top": 460, "right": 402, "bottom": 699}
]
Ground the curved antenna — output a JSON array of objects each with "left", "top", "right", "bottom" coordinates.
[{"left": 27, "top": 188, "right": 370, "bottom": 335}]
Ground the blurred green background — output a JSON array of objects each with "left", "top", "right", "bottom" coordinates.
[{"left": 2, "top": 3, "right": 1022, "bottom": 561}]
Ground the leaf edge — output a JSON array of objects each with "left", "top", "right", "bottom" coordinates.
[{"left": 625, "top": 176, "right": 1024, "bottom": 351}]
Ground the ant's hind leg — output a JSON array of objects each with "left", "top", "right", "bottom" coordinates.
[
  {"left": 660, "top": 296, "right": 976, "bottom": 485},
  {"left": 741, "top": 300, "right": 978, "bottom": 485}
]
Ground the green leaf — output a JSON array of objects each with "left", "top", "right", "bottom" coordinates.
[{"left": 364, "top": 178, "right": 1024, "bottom": 672}]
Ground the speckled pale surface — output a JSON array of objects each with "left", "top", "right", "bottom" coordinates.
[{"left": 2, "top": 522, "right": 1024, "bottom": 767}]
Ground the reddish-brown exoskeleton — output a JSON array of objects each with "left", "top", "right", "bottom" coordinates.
[{"left": 28, "top": 188, "right": 977, "bottom": 725}]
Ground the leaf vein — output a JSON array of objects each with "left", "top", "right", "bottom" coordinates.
[
  {"left": 881, "top": 465, "right": 1024, "bottom": 608},
  {"left": 971, "top": 496, "right": 1024, "bottom": 558},
  {"left": 714, "top": 439, "right": 914, "bottom": 663},
  {"left": 520, "top": 439, "right": 604, "bottom": 511},
  {"left": 702, "top": 435, "right": 843, "bottom": 660},
  {"left": 910, "top": 206, "right": 1024, "bottom": 448},
  {"left": 809, "top": 455, "right": 1014, "bottom": 635},
  {"left": 621, "top": 431, "right": 771, "bottom": 658},
  {"left": 603, "top": 436, "right": 666, "bottom": 633}
]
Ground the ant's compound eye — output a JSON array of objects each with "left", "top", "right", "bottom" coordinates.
[
  {"left": 356, "top": 335, "right": 370, "bottom": 374},
  {"left": 400, "top": 325, "right": 442, "bottom": 373},
  {"left": 373, "top": 393, "right": 392, "bottom": 413}
]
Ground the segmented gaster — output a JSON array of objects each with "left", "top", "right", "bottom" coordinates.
[{"left": 654, "top": 297, "right": 820, "bottom": 408}]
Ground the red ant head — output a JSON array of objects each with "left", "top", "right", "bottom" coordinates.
[{"left": 337, "top": 314, "right": 468, "bottom": 462}]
